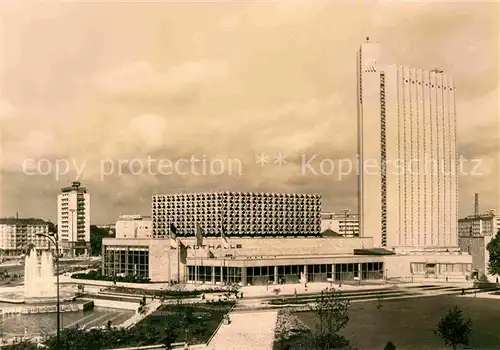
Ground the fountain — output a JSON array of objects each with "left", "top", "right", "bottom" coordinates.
[
  {"left": 24, "top": 249, "right": 56, "bottom": 300},
  {"left": 0, "top": 248, "right": 78, "bottom": 307}
]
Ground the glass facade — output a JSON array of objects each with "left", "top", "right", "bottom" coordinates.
[
  {"left": 247, "top": 266, "right": 276, "bottom": 285},
  {"left": 307, "top": 264, "right": 333, "bottom": 282},
  {"left": 185, "top": 262, "right": 386, "bottom": 286},
  {"left": 103, "top": 246, "right": 149, "bottom": 278},
  {"left": 187, "top": 266, "right": 242, "bottom": 284}
]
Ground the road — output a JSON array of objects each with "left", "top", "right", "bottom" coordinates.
[{"left": 0, "top": 258, "right": 100, "bottom": 286}]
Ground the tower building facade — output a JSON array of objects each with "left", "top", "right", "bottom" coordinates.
[
  {"left": 357, "top": 40, "right": 458, "bottom": 249},
  {"left": 57, "top": 181, "right": 91, "bottom": 256}
]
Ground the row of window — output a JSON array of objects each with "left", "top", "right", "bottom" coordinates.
[{"left": 186, "top": 262, "right": 385, "bottom": 284}]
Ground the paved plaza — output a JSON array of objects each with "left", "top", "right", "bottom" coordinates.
[{"left": 208, "top": 311, "right": 278, "bottom": 350}]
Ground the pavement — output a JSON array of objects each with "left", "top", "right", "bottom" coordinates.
[{"left": 207, "top": 311, "right": 277, "bottom": 350}]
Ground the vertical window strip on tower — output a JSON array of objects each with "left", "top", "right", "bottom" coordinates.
[
  {"left": 422, "top": 72, "right": 427, "bottom": 245},
  {"left": 380, "top": 72, "right": 387, "bottom": 246},
  {"left": 416, "top": 71, "right": 421, "bottom": 246},
  {"left": 403, "top": 70, "right": 408, "bottom": 245},
  {"left": 396, "top": 68, "right": 402, "bottom": 246}
]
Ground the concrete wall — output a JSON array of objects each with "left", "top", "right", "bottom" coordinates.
[
  {"left": 179, "top": 237, "right": 374, "bottom": 257},
  {"left": 458, "top": 236, "right": 486, "bottom": 276},
  {"left": 116, "top": 220, "right": 152, "bottom": 239},
  {"left": 384, "top": 253, "right": 472, "bottom": 280}
]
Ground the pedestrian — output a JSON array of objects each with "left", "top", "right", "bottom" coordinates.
[
  {"left": 496, "top": 277, "right": 498, "bottom": 284},
  {"left": 461, "top": 288, "right": 465, "bottom": 295}
]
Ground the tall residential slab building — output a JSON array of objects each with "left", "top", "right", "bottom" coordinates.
[
  {"left": 357, "top": 40, "right": 458, "bottom": 249},
  {"left": 57, "top": 181, "right": 91, "bottom": 256}
]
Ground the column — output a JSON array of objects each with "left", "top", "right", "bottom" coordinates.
[
  {"left": 101, "top": 244, "right": 106, "bottom": 275},
  {"left": 332, "top": 264, "right": 335, "bottom": 281},
  {"left": 358, "top": 263, "right": 362, "bottom": 280},
  {"left": 211, "top": 266, "right": 215, "bottom": 285},
  {"left": 125, "top": 247, "right": 130, "bottom": 276},
  {"left": 220, "top": 263, "right": 223, "bottom": 284},
  {"left": 304, "top": 265, "right": 308, "bottom": 283},
  {"left": 241, "top": 267, "right": 247, "bottom": 286},
  {"left": 274, "top": 266, "right": 278, "bottom": 284}
]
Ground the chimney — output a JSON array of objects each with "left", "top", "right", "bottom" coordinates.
[{"left": 474, "top": 193, "right": 479, "bottom": 216}]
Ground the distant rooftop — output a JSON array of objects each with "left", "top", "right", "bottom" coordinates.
[
  {"left": 118, "top": 215, "right": 151, "bottom": 221},
  {"left": 460, "top": 213, "right": 497, "bottom": 221},
  {"left": 0, "top": 218, "right": 48, "bottom": 225},
  {"left": 321, "top": 212, "right": 359, "bottom": 220},
  {"left": 61, "top": 181, "right": 87, "bottom": 193}
]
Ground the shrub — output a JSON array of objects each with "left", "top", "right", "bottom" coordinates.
[
  {"left": 71, "top": 270, "right": 151, "bottom": 283},
  {"left": 82, "top": 300, "right": 95, "bottom": 312}
]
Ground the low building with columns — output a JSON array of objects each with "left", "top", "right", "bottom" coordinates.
[{"left": 102, "top": 236, "right": 473, "bottom": 285}]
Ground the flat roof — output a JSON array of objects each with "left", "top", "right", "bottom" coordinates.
[
  {"left": 0, "top": 218, "right": 48, "bottom": 225},
  {"left": 353, "top": 248, "right": 395, "bottom": 256}
]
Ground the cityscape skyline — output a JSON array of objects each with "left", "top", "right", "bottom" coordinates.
[{"left": 0, "top": 2, "right": 498, "bottom": 224}]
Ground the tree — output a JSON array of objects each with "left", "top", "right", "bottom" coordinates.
[
  {"left": 434, "top": 306, "right": 473, "bottom": 350},
  {"left": 90, "top": 225, "right": 113, "bottom": 256},
  {"left": 487, "top": 230, "right": 500, "bottom": 275},
  {"left": 384, "top": 341, "right": 396, "bottom": 350},
  {"left": 310, "top": 288, "right": 351, "bottom": 349},
  {"left": 47, "top": 221, "right": 57, "bottom": 234}
]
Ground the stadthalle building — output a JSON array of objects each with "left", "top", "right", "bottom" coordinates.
[{"left": 102, "top": 41, "right": 472, "bottom": 285}]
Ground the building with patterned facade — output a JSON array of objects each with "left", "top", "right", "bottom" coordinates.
[
  {"left": 0, "top": 218, "right": 52, "bottom": 256},
  {"left": 151, "top": 192, "right": 321, "bottom": 237},
  {"left": 357, "top": 39, "right": 458, "bottom": 249}
]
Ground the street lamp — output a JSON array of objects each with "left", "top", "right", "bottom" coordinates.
[{"left": 37, "top": 232, "right": 60, "bottom": 347}]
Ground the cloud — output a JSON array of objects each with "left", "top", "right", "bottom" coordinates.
[
  {"left": 0, "top": 1, "right": 497, "bottom": 223},
  {"left": 128, "top": 114, "right": 168, "bottom": 153},
  {"left": 0, "top": 100, "right": 15, "bottom": 120},
  {"left": 94, "top": 60, "right": 228, "bottom": 100}
]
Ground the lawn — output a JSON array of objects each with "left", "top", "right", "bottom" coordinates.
[
  {"left": 134, "top": 301, "right": 234, "bottom": 345},
  {"left": 296, "top": 295, "right": 500, "bottom": 350}
]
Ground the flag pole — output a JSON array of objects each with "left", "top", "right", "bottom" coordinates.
[
  {"left": 221, "top": 209, "right": 225, "bottom": 285},
  {"left": 195, "top": 217, "right": 197, "bottom": 284}
]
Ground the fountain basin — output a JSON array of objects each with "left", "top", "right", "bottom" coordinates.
[
  {"left": 0, "top": 286, "right": 78, "bottom": 304},
  {"left": 0, "top": 300, "right": 94, "bottom": 315}
]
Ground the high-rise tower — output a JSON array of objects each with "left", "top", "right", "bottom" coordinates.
[
  {"left": 57, "top": 181, "right": 91, "bottom": 256},
  {"left": 357, "top": 40, "right": 458, "bottom": 249}
]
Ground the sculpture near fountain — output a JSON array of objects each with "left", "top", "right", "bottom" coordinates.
[{"left": 24, "top": 248, "right": 56, "bottom": 299}]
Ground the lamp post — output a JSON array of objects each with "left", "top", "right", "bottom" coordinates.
[{"left": 37, "top": 232, "right": 60, "bottom": 347}]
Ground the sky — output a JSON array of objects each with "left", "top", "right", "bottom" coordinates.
[{"left": 0, "top": 0, "right": 498, "bottom": 224}]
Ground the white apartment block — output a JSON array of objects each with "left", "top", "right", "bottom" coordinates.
[
  {"left": 458, "top": 213, "right": 499, "bottom": 237},
  {"left": 152, "top": 192, "right": 321, "bottom": 237},
  {"left": 357, "top": 39, "right": 458, "bottom": 249},
  {"left": 0, "top": 218, "right": 51, "bottom": 255},
  {"left": 116, "top": 215, "right": 152, "bottom": 239},
  {"left": 57, "top": 181, "right": 91, "bottom": 256},
  {"left": 321, "top": 212, "right": 359, "bottom": 237}
]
